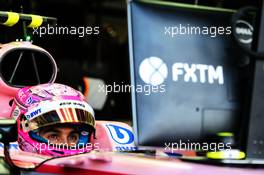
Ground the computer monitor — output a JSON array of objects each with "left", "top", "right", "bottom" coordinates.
[{"left": 128, "top": 0, "right": 245, "bottom": 147}]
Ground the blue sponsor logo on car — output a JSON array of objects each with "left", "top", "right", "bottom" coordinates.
[{"left": 106, "top": 124, "right": 134, "bottom": 145}]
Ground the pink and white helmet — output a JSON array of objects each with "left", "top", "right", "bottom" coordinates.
[{"left": 10, "top": 83, "right": 96, "bottom": 157}]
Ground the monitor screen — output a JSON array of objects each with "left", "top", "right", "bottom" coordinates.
[{"left": 128, "top": 0, "right": 244, "bottom": 147}]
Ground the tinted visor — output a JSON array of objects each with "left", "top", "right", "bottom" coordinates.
[{"left": 28, "top": 108, "right": 95, "bottom": 131}]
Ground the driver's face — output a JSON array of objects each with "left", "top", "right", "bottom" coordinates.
[{"left": 39, "top": 126, "right": 79, "bottom": 146}]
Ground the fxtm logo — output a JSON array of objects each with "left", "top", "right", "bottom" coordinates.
[
  {"left": 106, "top": 124, "right": 134, "bottom": 145},
  {"left": 139, "top": 57, "right": 224, "bottom": 85},
  {"left": 139, "top": 57, "right": 168, "bottom": 86},
  {"left": 235, "top": 20, "right": 253, "bottom": 44}
]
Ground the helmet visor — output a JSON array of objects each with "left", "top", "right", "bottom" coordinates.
[{"left": 27, "top": 108, "right": 95, "bottom": 131}]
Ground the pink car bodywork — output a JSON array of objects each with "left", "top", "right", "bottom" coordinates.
[
  {"left": 0, "top": 41, "right": 136, "bottom": 152},
  {"left": 0, "top": 41, "right": 57, "bottom": 118}
]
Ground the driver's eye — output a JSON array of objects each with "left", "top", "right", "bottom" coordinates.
[
  {"left": 47, "top": 134, "right": 59, "bottom": 141},
  {"left": 68, "top": 133, "right": 78, "bottom": 143}
]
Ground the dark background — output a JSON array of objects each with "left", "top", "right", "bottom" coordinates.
[{"left": 0, "top": 0, "right": 261, "bottom": 121}]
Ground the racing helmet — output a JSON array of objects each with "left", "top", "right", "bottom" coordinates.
[{"left": 10, "top": 83, "right": 96, "bottom": 157}]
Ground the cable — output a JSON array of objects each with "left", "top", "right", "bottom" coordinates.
[
  {"left": 3, "top": 144, "right": 53, "bottom": 173},
  {"left": 3, "top": 143, "right": 97, "bottom": 173},
  {"left": 31, "top": 53, "right": 40, "bottom": 84},
  {"left": 4, "top": 145, "right": 20, "bottom": 175},
  {"left": 9, "top": 51, "right": 24, "bottom": 84}
]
